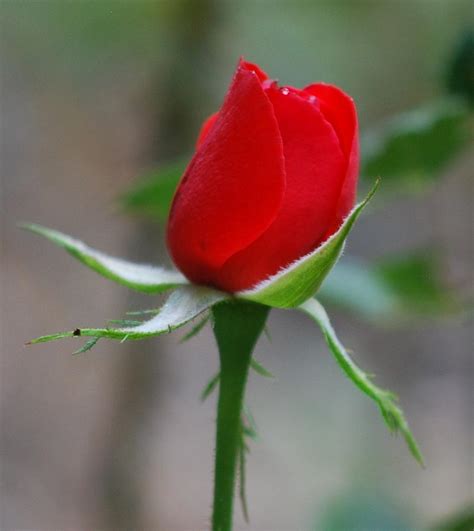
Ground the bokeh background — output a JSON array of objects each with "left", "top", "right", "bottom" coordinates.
[{"left": 1, "top": 1, "right": 472, "bottom": 530}]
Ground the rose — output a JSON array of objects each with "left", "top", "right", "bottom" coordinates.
[{"left": 167, "top": 59, "right": 359, "bottom": 293}]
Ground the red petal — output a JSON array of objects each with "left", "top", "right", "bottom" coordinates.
[
  {"left": 167, "top": 63, "right": 285, "bottom": 285},
  {"left": 195, "top": 61, "right": 269, "bottom": 149},
  {"left": 304, "top": 83, "right": 359, "bottom": 235},
  {"left": 240, "top": 59, "right": 269, "bottom": 83},
  {"left": 216, "top": 87, "right": 346, "bottom": 292},
  {"left": 196, "top": 112, "right": 219, "bottom": 149}
]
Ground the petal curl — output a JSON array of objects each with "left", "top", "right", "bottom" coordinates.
[{"left": 167, "top": 62, "right": 285, "bottom": 285}]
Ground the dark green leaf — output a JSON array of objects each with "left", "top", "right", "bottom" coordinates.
[
  {"left": 432, "top": 505, "right": 474, "bottom": 531},
  {"left": 376, "top": 252, "right": 456, "bottom": 315},
  {"left": 447, "top": 31, "right": 474, "bottom": 106},
  {"left": 319, "top": 253, "right": 456, "bottom": 322},
  {"left": 362, "top": 99, "right": 471, "bottom": 189}
]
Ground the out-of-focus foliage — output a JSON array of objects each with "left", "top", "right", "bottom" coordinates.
[
  {"left": 121, "top": 160, "right": 187, "bottom": 223},
  {"left": 447, "top": 30, "right": 474, "bottom": 106},
  {"left": 121, "top": 99, "right": 472, "bottom": 221},
  {"left": 431, "top": 505, "right": 474, "bottom": 531},
  {"left": 376, "top": 253, "right": 456, "bottom": 316},
  {"left": 120, "top": 166, "right": 458, "bottom": 322},
  {"left": 319, "top": 251, "right": 456, "bottom": 323},
  {"left": 313, "top": 490, "right": 415, "bottom": 531},
  {"left": 362, "top": 99, "right": 471, "bottom": 190}
]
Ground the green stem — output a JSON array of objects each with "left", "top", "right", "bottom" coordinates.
[{"left": 211, "top": 301, "right": 269, "bottom": 531}]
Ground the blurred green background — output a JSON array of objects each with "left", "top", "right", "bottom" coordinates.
[{"left": 1, "top": 1, "right": 472, "bottom": 530}]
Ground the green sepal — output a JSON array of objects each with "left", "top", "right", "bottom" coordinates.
[
  {"left": 22, "top": 223, "right": 188, "bottom": 294},
  {"left": 299, "top": 298, "right": 423, "bottom": 465},
  {"left": 239, "top": 181, "right": 378, "bottom": 309},
  {"left": 28, "top": 286, "right": 227, "bottom": 345}
]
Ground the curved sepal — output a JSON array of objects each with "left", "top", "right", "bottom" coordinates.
[
  {"left": 299, "top": 298, "right": 423, "bottom": 465},
  {"left": 22, "top": 223, "right": 188, "bottom": 293},
  {"left": 238, "top": 181, "right": 379, "bottom": 308},
  {"left": 28, "top": 286, "right": 227, "bottom": 344}
]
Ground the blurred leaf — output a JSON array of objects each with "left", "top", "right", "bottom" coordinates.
[
  {"left": 319, "top": 252, "right": 456, "bottom": 322},
  {"left": 300, "top": 299, "right": 423, "bottom": 465},
  {"left": 29, "top": 286, "right": 227, "bottom": 344},
  {"left": 319, "top": 259, "right": 398, "bottom": 321},
  {"left": 315, "top": 490, "right": 415, "bottom": 531},
  {"left": 432, "top": 505, "right": 474, "bottom": 531},
  {"left": 447, "top": 31, "right": 474, "bottom": 106},
  {"left": 376, "top": 253, "right": 455, "bottom": 315},
  {"left": 362, "top": 99, "right": 471, "bottom": 189},
  {"left": 22, "top": 223, "right": 188, "bottom": 294},
  {"left": 121, "top": 160, "right": 186, "bottom": 222},
  {"left": 241, "top": 181, "right": 378, "bottom": 308}
]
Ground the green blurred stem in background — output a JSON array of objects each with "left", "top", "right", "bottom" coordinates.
[{"left": 211, "top": 301, "right": 269, "bottom": 531}]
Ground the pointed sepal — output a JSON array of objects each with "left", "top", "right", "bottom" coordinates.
[
  {"left": 238, "top": 181, "right": 379, "bottom": 308},
  {"left": 22, "top": 223, "right": 188, "bottom": 294},
  {"left": 299, "top": 298, "right": 423, "bottom": 465},
  {"left": 28, "top": 286, "right": 227, "bottom": 344}
]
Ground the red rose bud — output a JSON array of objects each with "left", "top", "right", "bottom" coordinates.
[{"left": 167, "top": 59, "right": 359, "bottom": 293}]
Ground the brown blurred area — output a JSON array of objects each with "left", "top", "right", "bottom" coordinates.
[{"left": 1, "top": 1, "right": 472, "bottom": 530}]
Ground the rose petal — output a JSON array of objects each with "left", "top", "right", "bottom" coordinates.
[
  {"left": 304, "top": 83, "right": 359, "bottom": 235},
  {"left": 167, "top": 61, "right": 285, "bottom": 285},
  {"left": 196, "top": 112, "right": 218, "bottom": 149},
  {"left": 215, "top": 87, "right": 345, "bottom": 292}
]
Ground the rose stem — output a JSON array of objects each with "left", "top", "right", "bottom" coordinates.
[{"left": 211, "top": 300, "right": 269, "bottom": 531}]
